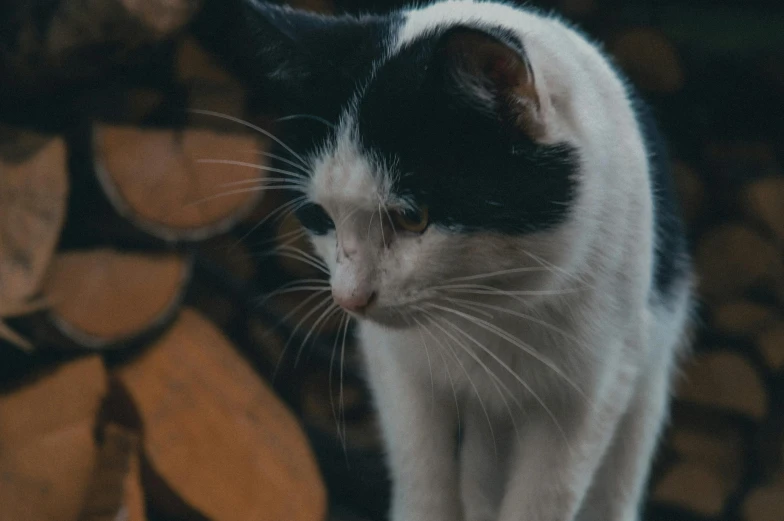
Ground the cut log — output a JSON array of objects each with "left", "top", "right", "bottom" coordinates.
[
  {"left": 114, "top": 308, "right": 326, "bottom": 521},
  {"left": 713, "top": 300, "right": 778, "bottom": 337},
  {"left": 742, "top": 475, "right": 784, "bottom": 521},
  {"left": 672, "top": 161, "right": 705, "bottom": 225},
  {"left": 669, "top": 419, "right": 745, "bottom": 479},
  {"left": 695, "top": 224, "right": 784, "bottom": 301},
  {"left": 743, "top": 177, "right": 784, "bottom": 243},
  {"left": 0, "top": 134, "right": 68, "bottom": 349},
  {"left": 0, "top": 356, "right": 108, "bottom": 521},
  {"left": 757, "top": 322, "right": 784, "bottom": 371},
  {"left": 677, "top": 350, "right": 768, "bottom": 420},
  {"left": 652, "top": 463, "right": 730, "bottom": 517},
  {"left": 608, "top": 28, "right": 684, "bottom": 93},
  {"left": 177, "top": 36, "right": 237, "bottom": 85},
  {"left": 93, "top": 125, "right": 269, "bottom": 241},
  {"left": 77, "top": 424, "right": 146, "bottom": 521},
  {"left": 44, "top": 250, "right": 190, "bottom": 349}
]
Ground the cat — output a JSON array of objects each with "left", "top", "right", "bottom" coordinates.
[{"left": 193, "top": 1, "right": 694, "bottom": 520}]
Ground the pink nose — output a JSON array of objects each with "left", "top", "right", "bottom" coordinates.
[{"left": 333, "top": 289, "right": 376, "bottom": 313}]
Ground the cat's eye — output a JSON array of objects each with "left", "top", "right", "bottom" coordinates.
[
  {"left": 295, "top": 202, "right": 334, "bottom": 235},
  {"left": 392, "top": 206, "right": 429, "bottom": 233}
]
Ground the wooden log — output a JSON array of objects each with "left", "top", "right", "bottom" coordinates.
[
  {"left": 44, "top": 249, "right": 190, "bottom": 349},
  {"left": 757, "top": 322, "right": 784, "bottom": 371},
  {"left": 652, "top": 463, "right": 730, "bottom": 517},
  {"left": 695, "top": 224, "right": 784, "bottom": 301},
  {"left": 677, "top": 350, "right": 768, "bottom": 420},
  {"left": 0, "top": 356, "right": 108, "bottom": 521},
  {"left": 713, "top": 300, "right": 779, "bottom": 337},
  {"left": 668, "top": 414, "right": 745, "bottom": 479},
  {"left": 177, "top": 36, "right": 237, "bottom": 85},
  {"left": 114, "top": 308, "right": 327, "bottom": 521},
  {"left": 743, "top": 177, "right": 784, "bottom": 244},
  {"left": 672, "top": 161, "right": 705, "bottom": 225},
  {"left": 742, "top": 475, "right": 784, "bottom": 521},
  {"left": 77, "top": 424, "right": 146, "bottom": 521},
  {"left": 0, "top": 133, "right": 68, "bottom": 349},
  {"left": 608, "top": 28, "right": 684, "bottom": 93},
  {"left": 93, "top": 124, "right": 269, "bottom": 241}
]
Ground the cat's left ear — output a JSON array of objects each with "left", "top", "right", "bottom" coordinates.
[{"left": 437, "top": 27, "right": 552, "bottom": 139}]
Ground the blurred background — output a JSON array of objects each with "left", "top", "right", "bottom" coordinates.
[{"left": 0, "top": 0, "right": 782, "bottom": 520}]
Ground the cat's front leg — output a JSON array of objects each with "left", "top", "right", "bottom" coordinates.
[
  {"left": 497, "top": 347, "right": 638, "bottom": 521},
  {"left": 360, "top": 332, "right": 463, "bottom": 521}
]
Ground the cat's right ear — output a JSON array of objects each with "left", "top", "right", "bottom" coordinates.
[
  {"left": 191, "top": 0, "right": 389, "bottom": 116},
  {"left": 434, "top": 27, "right": 553, "bottom": 139}
]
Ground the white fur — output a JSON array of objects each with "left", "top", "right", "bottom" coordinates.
[{"left": 302, "top": 2, "right": 693, "bottom": 520}]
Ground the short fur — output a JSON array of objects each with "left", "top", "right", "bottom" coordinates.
[{"left": 196, "top": 2, "right": 694, "bottom": 520}]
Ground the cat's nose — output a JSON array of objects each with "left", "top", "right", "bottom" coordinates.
[{"left": 333, "top": 289, "right": 376, "bottom": 313}]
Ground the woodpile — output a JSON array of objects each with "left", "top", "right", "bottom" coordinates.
[{"left": 0, "top": 1, "right": 339, "bottom": 520}]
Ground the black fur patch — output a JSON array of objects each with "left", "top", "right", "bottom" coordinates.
[
  {"left": 631, "top": 94, "right": 691, "bottom": 299},
  {"left": 354, "top": 27, "right": 579, "bottom": 235}
]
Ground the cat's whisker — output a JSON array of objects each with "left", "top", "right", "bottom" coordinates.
[
  {"left": 329, "top": 313, "right": 348, "bottom": 450},
  {"left": 441, "top": 297, "right": 495, "bottom": 320},
  {"left": 275, "top": 244, "right": 329, "bottom": 269},
  {"left": 415, "top": 309, "right": 498, "bottom": 456},
  {"left": 442, "top": 265, "right": 558, "bottom": 284},
  {"left": 188, "top": 109, "right": 310, "bottom": 169},
  {"left": 215, "top": 177, "right": 308, "bottom": 189},
  {"left": 265, "top": 289, "right": 330, "bottom": 336},
  {"left": 294, "top": 302, "right": 342, "bottom": 367},
  {"left": 185, "top": 184, "right": 307, "bottom": 209},
  {"left": 232, "top": 194, "right": 309, "bottom": 249},
  {"left": 522, "top": 249, "right": 596, "bottom": 290},
  {"left": 274, "top": 294, "right": 335, "bottom": 379},
  {"left": 339, "top": 311, "right": 352, "bottom": 448},
  {"left": 270, "top": 252, "right": 330, "bottom": 275},
  {"left": 435, "top": 284, "right": 585, "bottom": 297},
  {"left": 275, "top": 113, "right": 335, "bottom": 128},
  {"left": 412, "top": 316, "right": 462, "bottom": 433},
  {"left": 197, "top": 159, "right": 309, "bottom": 181},
  {"left": 426, "top": 303, "right": 594, "bottom": 409},
  {"left": 447, "top": 297, "right": 597, "bottom": 352},
  {"left": 252, "top": 149, "right": 312, "bottom": 175},
  {"left": 411, "top": 313, "right": 436, "bottom": 411}
]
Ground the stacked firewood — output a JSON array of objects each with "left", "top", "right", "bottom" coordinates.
[
  {"left": 0, "top": 1, "right": 339, "bottom": 520},
  {"left": 1, "top": 1, "right": 782, "bottom": 521}
]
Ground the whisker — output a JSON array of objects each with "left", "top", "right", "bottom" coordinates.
[
  {"left": 197, "top": 159, "right": 309, "bottom": 181},
  {"left": 416, "top": 310, "right": 497, "bottom": 455},
  {"left": 413, "top": 317, "right": 461, "bottom": 433},
  {"left": 414, "top": 316, "right": 436, "bottom": 411},
  {"left": 294, "top": 303, "right": 342, "bottom": 366},
  {"left": 273, "top": 294, "right": 334, "bottom": 380},
  {"left": 443, "top": 265, "right": 555, "bottom": 284},
  {"left": 188, "top": 109, "right": 309, "bottom": 169},
  {"left": 427, "top": 303, "right": 592, "bottom": 407},
  {"left": 448, "top": 297, "right": 595, "bottom": 352},
  {"left": 275, "top": 113, "right": 335, "bottom": 128},
  {"left": 254, "top": 149, "right": 312, "bottom": 175}
]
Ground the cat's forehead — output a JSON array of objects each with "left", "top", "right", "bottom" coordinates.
[{"left": 308, "top": 131, "right": 390, "bottom": 211}]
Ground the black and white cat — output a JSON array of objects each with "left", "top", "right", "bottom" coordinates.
[{"left": 195, "top": 1, "right": 694, "bottom": 520}]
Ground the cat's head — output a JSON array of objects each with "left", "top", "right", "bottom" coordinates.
[{"left": 205, "top": 2, "right": 599, "bottom": 327}]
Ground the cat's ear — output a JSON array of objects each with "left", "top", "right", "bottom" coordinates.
[
  {"left": 191, "top": 0, "right": 388, "bottom": 116},
  {"left": 437, "top": 27, "right": 550, "bottom": 138}
]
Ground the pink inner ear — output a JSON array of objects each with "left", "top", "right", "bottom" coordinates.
[{"left": 485, "top": 55, "right": 521, "bottom": 90}]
